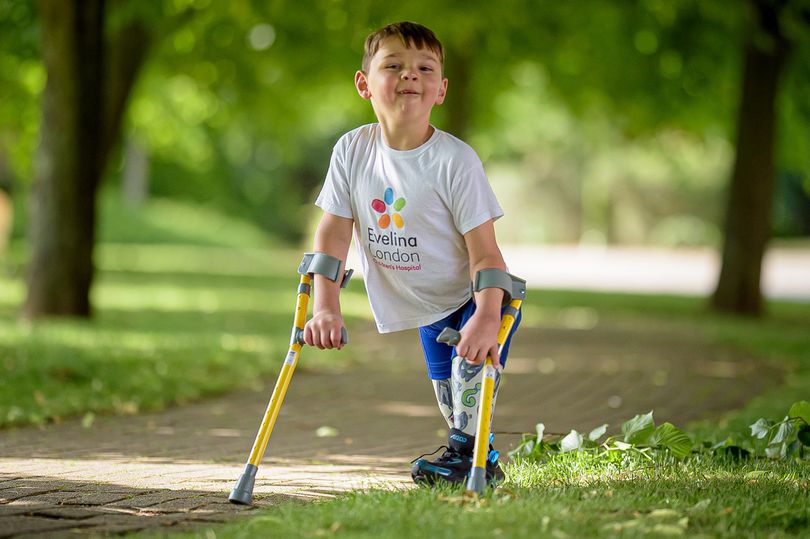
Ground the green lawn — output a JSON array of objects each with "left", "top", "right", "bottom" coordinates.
[
  {"left": 0, "top": 193, "right": 373, "bottom": 428},
  {"left": 139, "top": 456, "right": 808, "bottom": 539}
]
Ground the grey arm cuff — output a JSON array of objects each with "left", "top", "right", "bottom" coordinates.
[
  {"left": 473, "top": 269, "right": 527, "bottom": 305},
  {"left": 298, "top": 252, "right": 353, "bottom": 288}
]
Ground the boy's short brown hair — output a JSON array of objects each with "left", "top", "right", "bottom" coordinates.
[{"left": 361, "top": 22, "right": 444, "bottom": 73}]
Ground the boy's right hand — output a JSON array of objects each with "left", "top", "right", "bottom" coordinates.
[{"left": 303, "top": 310, "right": 346, "bottom": 350}]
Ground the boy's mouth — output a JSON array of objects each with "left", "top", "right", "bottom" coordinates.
[{"left": 398, "top": 89, "right": 420, "bottom": 95}]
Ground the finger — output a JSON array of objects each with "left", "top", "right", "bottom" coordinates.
[
  {"left": 314, "top": 328, "right": 327, "bottom": 349},
  {"left": 321, "top": 328, "right": 334, "bottom": 349},
  {"left": 303, "top": 325, "right": 315, "bottom": 347},
  {"left": 455, "top": 342, "right": 468, "bottom": 361},
  {"left": 331, "top": 327, "right": 343, "bottom": 349},
  {"left": 490, "top": 345, "right": 501, "bottom": 368}
]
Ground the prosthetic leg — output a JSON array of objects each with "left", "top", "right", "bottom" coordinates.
[
  {"left": 228, "top": 253, "right": 352, "bottom": 505},
  {"left": 437, "top": 271, "right": 525, "bottom": 494}
]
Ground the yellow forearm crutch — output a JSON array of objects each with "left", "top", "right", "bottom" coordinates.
[
  {"left": 229, "top": 253, "right": 352, "bottom": 505},
  {"left": 437, "top": 272, "right": 525, "bottom": 494}
]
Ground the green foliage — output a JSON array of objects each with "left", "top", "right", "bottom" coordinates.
[
  {"left": 511, "top": 411, "right": 694, "bottom": 462},
  {"left": 2, "top": 0, "right": 809, "bottom": 244},
  {"left": 622, "top": 410, "right": 656, "bottom": 445},
  {"left": 511, "top": 403, "right": 810, "bottom": 464},
  {"left": 0, "top": 0, "right": 40, "bottom": 182},
  {"left": 738, "top": 401, "right": 810, "bottom": 460}
]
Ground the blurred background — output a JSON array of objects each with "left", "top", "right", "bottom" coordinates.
[
  {"left": 1, "top": 0, "right": 809, "bottom": 318},
  {"left": 0, "top": 0, "right": 808, "bottom": 434}
]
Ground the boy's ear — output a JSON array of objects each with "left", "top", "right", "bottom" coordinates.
[
  {"left": 435, "top": 77, "right": 448, "bottom": 105},
  {"left": 355, "top": 70, "right": 371, "bottom": 100}
]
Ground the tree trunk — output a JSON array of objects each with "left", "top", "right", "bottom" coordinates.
[
  {"left": 711, "top": 0, "right": 791, "bottom": 316},
  {"left": 24, "top": 0, "right": 156, "bottom": 319},
  {"left": 24, "top": 0, "right": 105, "bottom": 318}
]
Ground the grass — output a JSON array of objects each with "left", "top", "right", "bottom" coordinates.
[
  {"left": 0, "top": 192, "right": 373, "bottom": 428},
  {"left": 140, "top": 455, "right": 809, "bottom": 538}
]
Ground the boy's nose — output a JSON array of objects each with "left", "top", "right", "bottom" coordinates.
[{"left": 401, "top": 70, "right": 418, "bottom": 80}]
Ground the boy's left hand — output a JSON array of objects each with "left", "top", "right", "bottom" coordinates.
[{"left": 456, "top": 312, "right": 501, "bottom": 367}]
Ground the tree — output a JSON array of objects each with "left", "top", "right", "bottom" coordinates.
[
  {"left": 712, "top": 0, "right": 803, "bottom": 315},
  {"left": 23, "top": 0, "right": 186, "bottom": 319},
  {"left": 24, "top": 0, "right": 106, "bottom": 318}
]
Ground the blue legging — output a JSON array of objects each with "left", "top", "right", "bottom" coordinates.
[{"left": 418, "top": 299, "right": 522, "bottom": 380}]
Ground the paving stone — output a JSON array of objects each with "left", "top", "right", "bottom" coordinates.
[
  {"left": 0, "top": 488, "right": 58, "bottom": 503},
  {"left": 28, "top": 506, "right": 100, "bottom": 519},
  {"left": 139, "top": 495, "right": 210, "bottom": 513},
  {"left": 78, "top": 513, "right": 182, "bottom": 534},
  {"left": 0, "top": 479, "right": 20, "bottom": 487},
  {"left": 0, "top": 504, "right": 51, "bottom": 517},
  {"left": 108, "top": 491, "right": 198, "bottom": 509},
  {"left": 189, "top": 501, "right": 251, "bottom": 515},
  {"left": 61, "top": 492, "right": 134, "bottom": 505},
  {"left": 9, "top": 492, "right": 81, "bottom": 505},
  {"left": 0, "top": 516, "right": 80, "bottom": 537}
]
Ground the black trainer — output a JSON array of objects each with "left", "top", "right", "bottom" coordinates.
[{"left": 411, "top": 428, "right": 505, "bottom": 486}]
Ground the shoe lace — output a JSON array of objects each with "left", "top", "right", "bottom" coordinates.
[{"left": 410, "top": 445, "right": 451, "bottom": 464}]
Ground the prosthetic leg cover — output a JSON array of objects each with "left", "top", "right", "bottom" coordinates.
[
  {"left": 451, "top": 355, "right": 502, "bottom": 436},
  {"left": 431, "top": 378, "right": 454, "bottom": 429}
]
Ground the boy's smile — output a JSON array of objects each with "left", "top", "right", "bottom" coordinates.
[{"left": 355, "top": 37, "right": 448, "bottom": 149}]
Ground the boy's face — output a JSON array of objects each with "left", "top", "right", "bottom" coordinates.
[{"left": 355, "top": 37, "right": 447, "bottom": 127}]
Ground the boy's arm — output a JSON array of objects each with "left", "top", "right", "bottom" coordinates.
[
  {"left": 304, "top": 212, "right": 354, "bottom": 349},
  {"left": 457, "top": 219, "right": 506, "bottom": 366}
]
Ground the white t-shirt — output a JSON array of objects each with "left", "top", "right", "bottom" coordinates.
[{"left": 316, "top": 123, "right": 503, "bottom": 333}]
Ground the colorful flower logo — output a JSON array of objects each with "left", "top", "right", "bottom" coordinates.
[{"left": 371, "top": 187, "right": 406, "bottom": 229}]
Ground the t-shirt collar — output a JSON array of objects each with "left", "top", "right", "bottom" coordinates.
[{"left": 376, "top": 124, "right": 441, "bottom": 158}]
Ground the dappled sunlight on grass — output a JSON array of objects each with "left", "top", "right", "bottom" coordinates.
[
  {"left": 0, "top": 239, "right": 376, "bottom": 428},
  {"left": 93, "top": 280, "right": 288, "bottom": 314},
  {"left": 0, "top": 277, "right": 23, "bottom": 307},
  {"left": 97, "top": 243, "right": 300, "bottom": 278}
]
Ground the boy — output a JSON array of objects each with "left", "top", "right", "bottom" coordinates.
[{"left": 304, "top": 21, "right": 521, "bottom": 487}]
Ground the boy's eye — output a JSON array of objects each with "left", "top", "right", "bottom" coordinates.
[
  {"left": 386, "top": 64, "right": 400, "bottom": 69},
  {"left": 420, "top": 66, "right": 433, "bottom": 72}
]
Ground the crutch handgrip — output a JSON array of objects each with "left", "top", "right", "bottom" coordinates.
[
  {"left": 436, "top": 327, "right": 461, "bottom": 346},
  {"left": 292, "top": 327, "right": 349, "bottom": 346}
]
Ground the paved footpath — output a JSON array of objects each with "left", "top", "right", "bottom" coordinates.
[{"left": 0, "top": 321, "right": 782, "bottom": 537}]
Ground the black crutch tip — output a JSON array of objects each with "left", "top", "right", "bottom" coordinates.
[{"left": 228, "top": 489, "right": 253, "bottom": 505}]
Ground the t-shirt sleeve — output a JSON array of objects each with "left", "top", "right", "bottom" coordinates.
[
  {"left": 315, "top": 138, "right": 354, "bottom": 219},
  {"left": 448, "top": 150, "right": 504, "bottom": 235}
]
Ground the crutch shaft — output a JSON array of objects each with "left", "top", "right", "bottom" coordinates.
[
  {"left": 467, "top": 297, "right": 522, "bottom": 493},
  {"left": 229, "top": 275, "right": 310, "bottom": 505},
  {"left": 230, "top": 254, "right": 352, "bottom": 506},
  {"left": 247, "top": 354, "right": 298, "bottom": 465}
]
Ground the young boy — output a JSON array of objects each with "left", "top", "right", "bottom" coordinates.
[{"left": 303, "top": 21, "right": 521, "bottom": 487}]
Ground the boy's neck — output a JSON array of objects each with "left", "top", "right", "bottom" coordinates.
[{"left": 379, "top": 121, "right": 434, "bottom": 151}]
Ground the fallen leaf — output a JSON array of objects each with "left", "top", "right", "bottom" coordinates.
[
  {"left": 315, "top": 426, "right": 338, "bottom": 438},
  {"left": 649, "top": 509, "right": 681, "bottom": 521}
]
